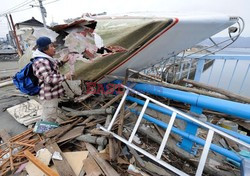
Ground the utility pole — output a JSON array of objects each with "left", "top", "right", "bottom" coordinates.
[
  {"left": 5, "top": 14, "right": 15, "bottom": 46},
  {"left": 38, "top": 0, "right": 47, "bottom": 27},
  {"left": 9, "top": 14, "right": 23, "bottom": 56}
]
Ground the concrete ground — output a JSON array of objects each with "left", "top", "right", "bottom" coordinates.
[{"left": 0, "top": 60, "right": 27, "bottom": 136}]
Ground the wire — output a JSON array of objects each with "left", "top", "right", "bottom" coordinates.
[
  {"left": 9, "top": 6, "right": 34, "bottom": 14},
  {"left": 43, "top": 0, "right": 61, "bottom": 6},
  {"left": 0, "top": 0, "right": 30, "bottom": 14},
  {"left": 0, "top": 0, "right": 34, "bottom": 16},
  {"left": 0, "top": 0, "right": 34, "bottom": 17},
  {"left": 0, "top": 0, "right": 62, "bottom": 16}
]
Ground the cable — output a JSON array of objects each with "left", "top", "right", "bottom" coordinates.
[
  {"left": 0, "top": 0, "right": 31, "bottom": 14},
  {"left": 0, "top": 0, "right": 34, "bottom": 17},
  {"left": 0, "top": 0, "right": 62, "bottom": 16},
  {"left": 9, "top": 6, "right": 34, "bottom": 14},
  {"left": 43, "top": 0, "right": 61, "bottom": 5}
]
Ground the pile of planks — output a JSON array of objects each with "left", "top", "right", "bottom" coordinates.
[
  {"left": 1, "top": 69, "right": 248, "bottom": 175},
  {"left": 0, "top": 129, "right": 42, "bottom": 175}
]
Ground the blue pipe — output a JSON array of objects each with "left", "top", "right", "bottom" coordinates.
[
  {"left": 133, "top": 83, "right": 250, "bottom": 120},
  {"left": 126, "top": 96, "right": 250, "bottom": 144},
  {"left": 130, "top": 109, "right": 241, "bottom": 163}
]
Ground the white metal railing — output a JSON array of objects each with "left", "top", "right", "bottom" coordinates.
[
  {"left": 142, "top": 54, "right": 250, "bottom": 97},
  {"left": 199, "top": 55, "right": 250, "bottom": 96},
  {"left": 100, "top": 84, "right": 250, "bottom": 176}
]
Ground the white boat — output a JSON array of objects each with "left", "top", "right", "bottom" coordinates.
[
  {"left": 19, "top": 14, "right": 241, "bottom": 83},
  {"left": 54, "top": 14, "right": 239, "bottom": 83}
]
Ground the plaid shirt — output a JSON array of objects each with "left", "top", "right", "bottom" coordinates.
[{"left": 32, "top": 58, "right": 66, "bottom": 100}]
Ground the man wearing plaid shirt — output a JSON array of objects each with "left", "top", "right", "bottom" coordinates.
[{"left": 32, "top": 36, "right": 72, "bottom": 123}]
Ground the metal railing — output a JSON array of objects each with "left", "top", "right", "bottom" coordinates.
[
  {"left": 142, "top": 53, "right": 250, "bottom": 97},
  {"left": 197, "top": 54, "right": 250, "bottom": 96},
  {"left": 100, "top": 85, "right": 250, "bottom": 176}
]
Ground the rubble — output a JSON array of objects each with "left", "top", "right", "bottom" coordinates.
[
  {"left": 0, "top": 15, "right": 249, "bottom": 176},
  {"left": 1, "top": 79, "right": 249, "bottom": 176}
]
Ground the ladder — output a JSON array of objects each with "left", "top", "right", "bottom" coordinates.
[{"left": 100, "top": 84, "right": 250, "bottom": 176}]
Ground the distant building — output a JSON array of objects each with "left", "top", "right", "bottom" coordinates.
[
  {"left": 15, "top": 17, "right": 45, "bottom": 50},
  {"left": 15, "top": 17, "right": 44, "bottom": 29}
]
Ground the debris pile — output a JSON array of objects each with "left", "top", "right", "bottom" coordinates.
[
  {"left": 1, "top": 72, "right": 250, "bottom": 176},
  {"left": 0, "top": 129, "right": 42, "bottom": 175},
  {"left": 0, "top": 15, "right": 249, "bottom": 176}
]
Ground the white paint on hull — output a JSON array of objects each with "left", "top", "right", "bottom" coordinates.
[{"left": 97, "top": 15, "right": 238, "bottom": 83}]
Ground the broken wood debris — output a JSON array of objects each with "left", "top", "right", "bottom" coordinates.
[
  {"left": 0, "top": 129, "right": 42, "bottom": 175},
  {"left": 2, "top": 74, "right": 249, "bottom": 176},
  {"left": 105, "top": 75, "right": 230, "bottom": 100},
  {"left": 24, "top": 150, "right": 59, "bottom": 176},
  {"left": 85, "top": 142, "right": 120, "bottom": 176},
  {"left": 182, "top": 78, "right": 250, "bottom": 103},
  {"left": 65, "top": 107, "right": 115, "bottom": 117}
]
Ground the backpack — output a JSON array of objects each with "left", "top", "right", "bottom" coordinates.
[{"left": 13, "top": 57, "right": 53, "bottom": 96}]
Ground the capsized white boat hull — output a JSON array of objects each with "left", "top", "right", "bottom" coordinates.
[{"left": 95, "top": 15, "right": 238, "bottom": 83}]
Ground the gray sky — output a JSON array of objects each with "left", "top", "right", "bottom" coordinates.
[{"left": 0, "top": 0, "right": 249, "bottom": 38}]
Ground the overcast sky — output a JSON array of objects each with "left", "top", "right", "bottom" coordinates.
[{"left": 0, "top": 0, "right": 249, "bottom": 38}]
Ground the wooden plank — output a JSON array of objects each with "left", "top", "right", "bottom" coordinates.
[
  {"left": 77, "top": 115, "right": 95, "bottom": 126},
  {"left": 63, "top": 151, "right": 88, "bottom": 175},
  {"left": 105, "top": 75, "right": 229, "bottom": 100},
  {"left": 0, "top": 130, "right": 11, "bottom": 142},
  {"left": 46, "top": 142, "right": 76, "bottom": 176},
  {"left": 9, "top": 147, "right": 14, "bottom": 171},
  {"left": 128, "top": 68, "right": 162, "bottom": 82},
  {"left": 13, "top": 142, "right": 35, "bottom": 147},
  {"left": 53, "top": 118, "right": 82, "bottom": 142},
  {"left": 90, "top": 129, "right": 111, "bottom": 137},
  {"left": 44, "top": 124, "right": 71, "bottom": 138},
  {"left": 85, "top": 143, "right": 120, "bottom": 176},
  {"left": 237, "top": 120, "right": 250, "bottom": 131},
  {"left": 24, "top": 150, "right": 59, "bottom": 176},
  {"left": 83, "top": 156, "right": 104, "bottom": 176},
  {"left": 224, "top": 138, "right": 240, "bottom": 152},
  {"left": 0, "top": 80, "right": 13, "bottom": 88},
  {"left": 0, "top": 167, "right": 10, "bottom": 176},
  {"left": 9, "top": 129, "right": 33, "bottom": 142},
  {"left": 128, "top": 146, "right": 145, "bottom": 167},
  {"left": 182, "top": 78, "right": 250, "bottom": 103},
  {"left": 101, "top": 94, "right": 123, "bottom": 109},
  {"left": 57, "top": 126, "right": 84, "bottom": 143},
  {"left": 85, "top": 118, "right": 106, "bottom": 128},
  {"left": 109, "top": 138, "right": 116, "bottom": 162},
  {"left": 26, "top": 149, "right": 53, "bottom": 176},
  {"left": 66, "top": 108, "right": 114, "bottom": 117},
  {"left": 59, "top": 118, "right": 78, "bottom": 125}
]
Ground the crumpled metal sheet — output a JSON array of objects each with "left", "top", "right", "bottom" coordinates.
[
  {"left": 64, "top": 32, "right": 97, "bottom": 54},
  {"left": 33, "top": 28, "right": 59, "bottom": 42},
  {"left": 50, "top": 18, "right": 95, "bottom": 32}
]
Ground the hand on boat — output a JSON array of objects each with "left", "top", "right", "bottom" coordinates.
[
  {"left": 65, "top": 72, "right": 73, "bottom": 80},
  {"left": 62, "top": 53, "right": 70, "bottom": 63}
]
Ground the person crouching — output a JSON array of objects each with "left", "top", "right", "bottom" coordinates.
[{"left": 32, "top": 36, "right": 72, "bottom": 123}]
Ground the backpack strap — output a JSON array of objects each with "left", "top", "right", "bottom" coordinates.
[
  {"left": 31, "top": 57, "right": 55, "bottom": 71},
  {"left": 31, "top": 57, "right": 56, "bottom": 87}
]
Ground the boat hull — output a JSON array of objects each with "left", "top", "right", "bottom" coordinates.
[{"left": 67, "top": 15, "right": 238, "bottom": 83}]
